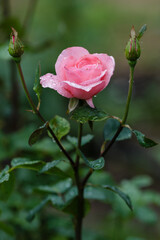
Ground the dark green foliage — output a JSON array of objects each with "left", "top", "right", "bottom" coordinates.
[
  {"left": 48, "top": 115, "right": 70, "bottom": 140},
  {"left": 67, "top": 134, "right": 94, "bottom": 147},
  {"left": 104, "top": 118, "right": 132, "bottom": 141},
  {"left": 102, "top": 185, "right": 133, "bottom": 211},
  {"left": 28, "top": 122, "right": 48, "bottom": 146},
  {"left": 133, "top": 130, "right": 157, "bottom": 148},
  {"left": 0, "top": 166, "right": 10, "bottom": 184},
  {"left": 70, "top": 105, "right": 108, "bottom": 123},
  {"left": 78, "top": 150, "right": 105, "bottom": 170}
]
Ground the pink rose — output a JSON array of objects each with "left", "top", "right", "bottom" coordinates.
[{"left": 40, "top": 47, "right": 115, "bottom": 108}]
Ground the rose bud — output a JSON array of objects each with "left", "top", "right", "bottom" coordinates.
[
  {"left": 125, "top": 26, "right": 141, "bottom": 62},
  {"left": 8, "top": 27, "right": 24, "bottom": 61}
]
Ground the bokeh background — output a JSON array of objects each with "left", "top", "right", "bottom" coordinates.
[{"left": 0, "top": 0, "right": 160, "bottom": 239}]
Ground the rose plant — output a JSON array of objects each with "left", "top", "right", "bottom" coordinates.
[{"left": 0, "top": 25, "right": 158, "bottom": 240}]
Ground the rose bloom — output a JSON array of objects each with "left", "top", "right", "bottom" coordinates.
[{"left": 40, "top": 47, "right": 115, "bottom": 108}]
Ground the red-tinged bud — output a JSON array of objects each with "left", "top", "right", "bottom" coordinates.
[
  {"left": 8, "top": 28, "right": 24, "bottom": 62},
  {"left": 125, "top": 26, "right": 141, "bottom": 64}
]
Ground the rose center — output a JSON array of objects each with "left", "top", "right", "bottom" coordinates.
[{"left": 76, "top": 55, "right": 101, "bottom": 69}]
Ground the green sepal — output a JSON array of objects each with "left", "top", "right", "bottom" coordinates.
[
  {"left": 133, "top": 130, "right": 157, "bottom": 148},
  {"left": 67, "top": 98, "right": 79, "bottom": 113},
  {"left": 137, "top": 24, "right": 147, "bottom": 40}
]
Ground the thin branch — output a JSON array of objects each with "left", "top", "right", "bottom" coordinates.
[
  {"left": 101, "top": 65, "right": 135, "bottom": 157},
  {"left": 82, "top": 168, "right": 93, "bottom": 187}
]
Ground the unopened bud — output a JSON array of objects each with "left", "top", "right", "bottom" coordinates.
[
  {"left": 8, "top": 28, "right": 24, "bottom": 61},
  {"left": 125, "top": 26, "right": 141, "bottom": 63}
]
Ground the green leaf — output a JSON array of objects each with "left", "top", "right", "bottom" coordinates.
[
  {"left": 0, "top": 165, "right": 10, "bottom": 184},
  {"left": 68, "top": 98, "right": 79, "bottom": 113},
  {"left": 102, "top": 185, "right": 133, "bottom": 211},
  {"left": 104, "top": 118, "right": 132, "bottom": 141},
  {"left": 26, "top": 196, "right": 50, "bottom": 222},
  {"left": 50, "top": 194, "right": 65, "bottom": 209},
  {"left": 11, "top": 158, "right": 44, "bottom": 171},
  {"left": 28, "top": 122, "right": 48, "bottom": 146},
  {"left": 67, "top": 134, "right": 94, "bottom": 147},
  {"left": 45, "top": 167, "right": 70, "bottom": 179},
  {"left": 39, "top": 160, "right": 60, "bottom": 174},
  {"left": 84, "top": 185, "right": 114, "bottom": 202},
  {"left": 49, "top": 115, "right": 70, "bottom": 140},
  {"left": 35, "top": 178, "right": 72, "bottom": 194},
  {"left": 70, "top": 105, "right": 108, "bottom": 123},
  {"left": 63, "top": 186, "right": 78, "bottom": 206},
  {"left": 38, "top": 160, "right": 71, "bottom": 179},
  {"left": 137, "top": 24, "right": 147, "bottom": 40},
  {"left": 133, "top": 130, "right": 157, "bottom": 148},
  {"left": 78, "top": 151, "right": 105, "bottom": 170},
  {"left": 33, "top": 63, "right": 42, "bottom": 105}
]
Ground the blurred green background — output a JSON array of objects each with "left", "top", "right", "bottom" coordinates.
[{"left": 0, "top": 0, "right": 160, "bottom": 239}]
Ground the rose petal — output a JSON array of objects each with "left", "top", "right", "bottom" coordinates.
[
  {"left": 40, "top": 73, "right": 73, "bottom": 98},
  {"left": 64, "top": 64, "right": 103, "bottom": 84},
  {"left": 93, "top": 54, "right": 115, "bottom": 86},
  {"left": 40, "top": 73, "right": 58, "bottom": 90},
  {"left": 55, "top": 47, "right": 89, "bottom": 79},
  {"left": 63, "top": 79, "right": 106, "bottom": 100},
  {"left": 63, "top": 69, "right": 107, "bottom": 92}
]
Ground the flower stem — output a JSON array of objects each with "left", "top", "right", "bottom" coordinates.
[
  {"left": 102, "top": 64, "right": 135, "bottom": 156},
  {"left": 16, "top": 62, "right": 75, "bottom": 167},
  {"left": 121, "top": 65, "right": 135, "bottom": 124},
  {"left": 75, "top": 186, "right": 84, "bottom": 240},
  {"left": 76, "top": 123, "right": 83, "bottom": 167}
]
